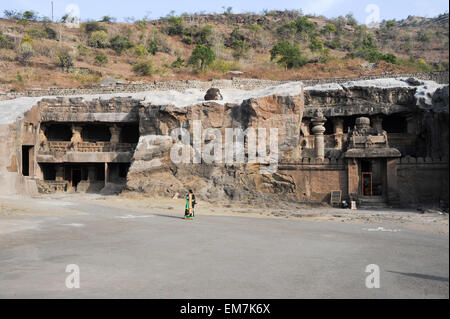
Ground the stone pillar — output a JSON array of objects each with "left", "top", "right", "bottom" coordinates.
[
  {"left": 71, "top": 125, "right": 83, "bottom": 143},
  {"left": 332, "top": 118, "right": 344, "bottom": 149},
  {"left": 55, "top": 165, "right": 64, "bottom": 181},
  {"left": 347, "top": 158, "right": 359, "bottom": 197},
  {"left": 372, "top": 116, "right": 383, "bottom": 133},
  {"left": 386, "top": 159, "right": 399, "bottom": 204},
  {"left": 88, "top": 166, "right": 96, "bottom": 181},
  {"left": 109, "top": 125, "right": 121, "bottom": 144},
  {"left": 104, "top": 162, "right": 109, "bottom": 185},
  {"left": 39, "top": 126, "right": 47, "bottom": 143},
  {"left": 311, "top": 116, "right": 326, "bottom": 160}
]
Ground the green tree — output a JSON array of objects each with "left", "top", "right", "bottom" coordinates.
[
  {"left": 293, "top": 17, "right": 316, "bottom": 36},
  {"left": 22, "top": 10, "right": 37, "bottom": 21},
  {"left": 270, "top": 41, "right": 307, "bottom": 69},
  {"left": 197, "top": 24, "right": 214, "bottom": 45},
  {"left": 88, "top": 30, "right": 109, "bottom": 48},
  {"left": 188, "top": 44, "right": 216, "bottom": 71},
  {"left": 55, "top": 50, "right": 74, "bottom": 71},
  {"left": 310, "top": 37, "right": 324, "bottom": 52},
  {"left": 109, "top": 35, "right": 133, "bottom": 54},
  {"left": 166, "top": 16, "right": 184, "bottom": 35}
]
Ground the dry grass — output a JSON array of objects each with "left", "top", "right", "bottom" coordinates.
[{"left": 0, "top": 13, "right": 447, "bottom": 91}]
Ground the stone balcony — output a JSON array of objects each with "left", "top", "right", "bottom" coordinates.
[
  {"left": 40, "top": 141, "right": 137, "bottom": 153},
  {"left": 37, "top": 141, "right": 137, "bottom": 163}
]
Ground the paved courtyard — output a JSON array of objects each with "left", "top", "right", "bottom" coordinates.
[{"left": 0, "top": 195, "right": 448, "bottom": 298}]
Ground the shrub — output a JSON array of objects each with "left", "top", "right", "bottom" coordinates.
[
  {"left": 293, "top": 16, "right": 316, "bottom": 35},
  {"left": 55, "top": 50, "right": 74, "bottom": 71},
  {"left": 134, "top": 45, "right": 148, "bottom": 56},
  {"left": 88, "top": 31, "right": 109, "bottom": 48},
  {"left": 188, "top": 44, "right": 216, "bottom": 71},
  {"left": 416, "top": 30, "right": 431, "bottom": 43},
  {"left": 109, "top": 35, "right": 133, "bottom": 54},
  {"left": 21, "top": 35, "right": 33, "bottom": 44},
  {"left": 94, "top": 53, "right": 108, "bottom": 66},
  {"left": 147, "top": 40, "right": 158, "bottom": 55},
  {"left": 276, "top": 23, "right": 297, "bottom": 41},
  {"left": 100, "top": 16, "right": 114, "bottom": 22},
  {"left": 44, "top": 26, "right": 57, "bottom": 39},
  {"left": 197, "top": 25, "right": 214, "bottom": 46},
  {"left": 231, "top": 40, "right": 250, "bottom": 59},
  {"left": 132, "top": 60, "right": 154, "bottom": 76},
  {"left": 0, "top": 31, "right": 12, "bottom": 49},
  {"left": 385, "top": 20, "right": 397, "bottom": 29},
  {"left": 84, "top": 22, "right": 107, "bottom": 33},
  {"left": 17, "top": 42, "right": 34, "bottom": 64},
  {"left": 182, "top": 36, "right": 193, "bottom": 45},
  {"left": 171, "top": 57, "right": 185, "bottom": 68},
  {"left": 210, "top": 59, "right": 237, "bottom": 73},
  {"left": 166, "top": 16, "right": 184, "bottom": 35},
  {"left": 310, "top": 37, "right": 324, "bottom": 52},
  {"left": 270, "top": 41, "right": 307, "bottom": 69}
]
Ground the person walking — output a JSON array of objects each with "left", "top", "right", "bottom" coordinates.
[{"left": 184, "top": 189, "right": 196, "bottom": 219}]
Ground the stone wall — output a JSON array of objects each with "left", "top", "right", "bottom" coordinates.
[
  {"left": 397, "top": 157, "right": 449, "bottom": 207},
  {"left": 1, "top": 72, "right": 447, "bottom": 101},
  {"left": 278, "top": 160, "right": 347, "bottom": 202}
]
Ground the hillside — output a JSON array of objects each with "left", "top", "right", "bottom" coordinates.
[{"left": 0, "top": 10, "right": 448, "bottom": 91}]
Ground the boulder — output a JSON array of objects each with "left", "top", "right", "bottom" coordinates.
[{"left": 204, "top": 88, "right": 223, "bottom": 101}]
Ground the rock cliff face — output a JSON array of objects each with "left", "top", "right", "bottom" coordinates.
[{"left": 127, "top": 93, "right": 304, "bottom": 203}]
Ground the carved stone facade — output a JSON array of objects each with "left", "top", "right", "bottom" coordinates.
[{"left": 1, "top": 78, "right": 448, "bottom": 208}]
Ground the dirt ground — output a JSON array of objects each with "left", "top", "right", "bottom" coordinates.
[{"left": 1, "top": 192, "right": 448, "bottom": 235}]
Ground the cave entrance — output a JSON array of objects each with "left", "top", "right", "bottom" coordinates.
[
  {"left": 22, "top": 145, "right": 34, "bottom": 176},
  {"left": 71, "top": 168, "right": 82, "bottom": 188},
  {"left": 360, "top": 159, "right": 385, "bottom": 197},
  {"left": 82, "top": 124, "right": 111, "bottom": 142}
]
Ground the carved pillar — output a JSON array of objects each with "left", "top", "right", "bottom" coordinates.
[
  {"left": 39, "top": 126, "right": 47, "bottom": 143},
  {"left": 55, "top": 165, "right": 64, "bottom": 181},
  {"left": 71, "top": 125, "right": 83, "bottom": 143},
  {"left": 332, "top": 118, "right": 344, "bottom": 149},
  {"left": 109, "top": 125, "right": 121, "bottom": 144},
  {"left": 88, "top": 166, "right": 96, "bottom": 181},
  {"left": 104, "top": 162, "right": 109, "bottom": 185},
  {"left": 372, "top": 116, "right": 383, "bottom": 133},
  {"left": 311, "top": 116, "right": 326, "bottom": 160}
]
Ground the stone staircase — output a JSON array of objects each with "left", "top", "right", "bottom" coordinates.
[{"left": 358, "top": 196, "right": 389, "bottom": 209}]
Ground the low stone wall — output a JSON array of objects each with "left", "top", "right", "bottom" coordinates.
[
  {"left": 1, "top": 72, "right": 447, "bottom": 101},
  {"left": 397, "top": 156, "right": 449, "bottom": 207},
  {"left": 278, "top": 160, "right": 347, "bottom": 202}
]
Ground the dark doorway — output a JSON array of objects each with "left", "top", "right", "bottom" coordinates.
[
  {"left": 382, "top": 115, "right": 407, "bottom": 133},
  {"left": 72, "top": 169, "right": 82, "bottom": 188},
  {"left": 22, "top": 145, "right": 33, "bottom": 176},
  {"left": 82, "top": 125, "right": 111, "bottom": 142},
  {"left": 41, "top": 164, "right": 56, "bottom": 180},
  {"left": 361, "top": 159, "right": 384, "bottom": 196},
  {"left": 120, "top": 125, "right": 140, "bottom": 143},
  {"left": 45, "top": 124, "right": 72, "bottom": 141}
]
